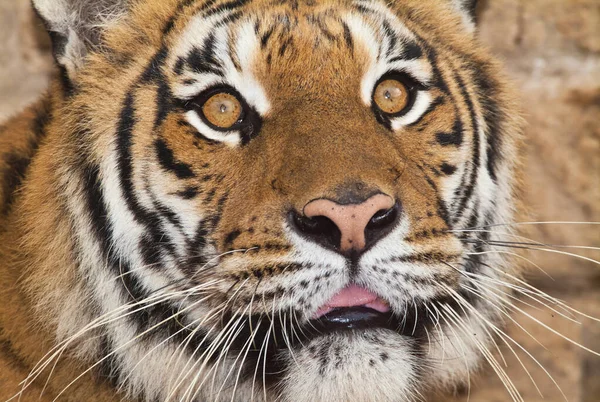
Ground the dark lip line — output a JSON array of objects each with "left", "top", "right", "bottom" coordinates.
[{"left": 308, "top": 306, "right": 399, "bottom": 335}]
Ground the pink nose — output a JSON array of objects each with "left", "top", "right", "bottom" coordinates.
[{"left": 303, "top": 194, "right": 396, "bottom": 252}]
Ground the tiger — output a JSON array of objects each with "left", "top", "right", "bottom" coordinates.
[{"left": 0, "top": 0, "right": 532, "bottom": 401}]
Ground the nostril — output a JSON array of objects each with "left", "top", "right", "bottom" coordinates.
[
  {"left": 289, "top": 211, "right": 342, "bottom": 250},
  {"left": 365, "top": 202, "right": 400, "bottom": 246},
  {"left": 367, "top": 203, "right": 399, "bottom": 230}
]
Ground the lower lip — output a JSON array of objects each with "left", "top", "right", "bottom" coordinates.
[
  {"left": 311, "top": 306, "right": 395, "bottom": 332},
  {"left": 314, "top": 299, "right": 391, "bottom": 319}
]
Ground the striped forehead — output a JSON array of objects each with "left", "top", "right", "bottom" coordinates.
[
  {"left": 171, "top": 10, "right": 270, "bottom": 114},
  {"left": 169, "top": 0, "right": 432, "bottom": 117},
  {"left": 342, "top": 2, "right": 433, "bottom": 104}
]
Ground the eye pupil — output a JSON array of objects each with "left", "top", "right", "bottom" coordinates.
[{"left": 220, "top": 104, "right": 227, "bottom": 113}]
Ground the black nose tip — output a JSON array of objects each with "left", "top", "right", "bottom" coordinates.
[{"left": 289, "top": 200, "right": 400, "bottom": 254}]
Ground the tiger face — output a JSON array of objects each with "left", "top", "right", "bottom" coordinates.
[{"left": 18, "top": 0, "right": 521, "bottom": 400}]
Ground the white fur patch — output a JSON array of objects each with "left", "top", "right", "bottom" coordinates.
[{"left": 280, "top": 331, "right": 419, "bottom": 402}]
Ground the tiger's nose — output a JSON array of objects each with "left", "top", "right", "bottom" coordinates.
[{"left": 291, "top": 194, "right": 399, "bottom": 253}]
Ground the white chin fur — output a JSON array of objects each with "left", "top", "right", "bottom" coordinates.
[{"left": 279, "top": 330, "right": 419, "bottom": 402}]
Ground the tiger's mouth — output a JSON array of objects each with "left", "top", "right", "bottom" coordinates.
[
  {"left": 311, "top": 284, "right": 395, "bottom": 333},
  {"left": 221, "top": 282, "right": 439, "bottom": 383}
]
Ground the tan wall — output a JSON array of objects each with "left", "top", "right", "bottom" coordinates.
[{"left": 0, "top": 1, "right": 598, "bottom": 400}]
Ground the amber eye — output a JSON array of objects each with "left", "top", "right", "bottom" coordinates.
[
  {"left": 201, "top": 92, "right": 243, "bottom": 129},
  {"left": 373, "top": 79, "right": 410, "bottom": 115}
]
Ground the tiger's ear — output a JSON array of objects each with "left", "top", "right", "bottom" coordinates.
[
  {"left": 448, "top": 0, "right": 479, "bottom": 33},
  {"left": 31, "top": 0, "right": 129, "bottom": 79}
]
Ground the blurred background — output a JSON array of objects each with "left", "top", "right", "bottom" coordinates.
[{"left": 0, "top": 0, "right": 598, "bottom": 400}]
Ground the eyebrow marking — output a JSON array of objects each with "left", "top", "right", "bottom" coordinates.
[{"left": 186, "top": 31, "right": 224, "bottom": 76}]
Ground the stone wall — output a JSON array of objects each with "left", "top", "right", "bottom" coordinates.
[{"left": 0, "top": 1, "right": 598, "bottom": 401}]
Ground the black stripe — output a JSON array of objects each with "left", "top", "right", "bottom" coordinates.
[
  {"left": 473, "top": 69, "right": 502, "bottom": 182},
  {"left": 381, "top": 20, "right": 398, "bottom": 57},
  {"left": 116, "top": 91, "right": 178, "bottom": 261},
  {"left": 402, "top": 41, "right": 423, "bottom": 60},
  {"left": 198, "top": 0, "right": 220, "bottom": 13},
  {"left": 186, "top": 31, "right": 224, "bottom": 76},
  {"left": 0, "top": 332, "right": 28, "bottom": 371},
  {"left": 82, "top": 161, "right": 210, "bottom": 362},
  {"left": 1, "top": 153, "right": 32, "bottom": 215},
  {"left": 260, "top": 26, "right": 275, "bottom": 48},
  {"left": 176, "top": 186, "right": 200, "bottom": 199},
  {"left": 144, "top": 171, "right": 184, "bottom": 233},
  {"left": 97, "top": 336, "right": 120, "bottom": 385},
  {"left": 154, "top": 139, "right": 195, "bottom": 179},
  {"left": 440, "top": 162, "right": 457, "bottom": 175},
  {"left": 174, "top": 57, "right": 185, "bottom": 75},
  {"left": 216, "top": 9, "right": 243, "bottom": 26},
  {"left": 341, "top": 21, "right": 354, "bottom": 54},
  {"left": 140, "top": 46, "right": 169, "bottom": 84},
  {"left": 415, "top": 39, "right": 450, "bottom": 94},
  {"left": 436, "top": 118, "right": 463, "bottom": 146},
  {"left": 451, "top": 70, "right": 481, "bottom": 224},
  {"left": 0, "top": 100, "right": 51, "bottom": 215},
  {"left": 278, "top": 36, "right": 293, "bottom": 57},
  {"left": 138, "top": 234, "right": 163, "bottom": 269},
  {"left": 116, "top": 93, "right": 141, "bottom": 220},
  {"left": 462, "top": 0, "right": 479, "bottom": 22},
  {"left": 155, "top": 79, "right": 173, "bottom": 129},
  {"left": 224, "top": 229, "right": 241, "bottom": 247},
  {"left": 162, "top": 0, "right": 202, "bottom": 35},
  {"left": 203, "top": 0, "right": 253, "bottom": 18},
  {"left": 182, "top": 220, "right": 210, "bottom": 274},
  {"left": 389, "top": 41, "right": 423, "bottom": 62},
  {"left": 315, "top": 18, "right": 337, "bottom": 42},
  {"left": 416, "top": 165, "right": 452, "bottom": 228}
]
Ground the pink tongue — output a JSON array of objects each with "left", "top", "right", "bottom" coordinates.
[{"left": 314, "top": 285, "right": 390, "bottom": 319}]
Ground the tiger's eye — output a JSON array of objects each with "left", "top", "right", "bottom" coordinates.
[
  {"left": 373, "top": 79, "right": 409, "bottom": 115},
  {"left": 201, "top": 93, "right": 242, "bottom": 129}
]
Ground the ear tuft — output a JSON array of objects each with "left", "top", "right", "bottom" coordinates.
[{"left": 32, "top": 0, "right": 129, "bottom": 78}]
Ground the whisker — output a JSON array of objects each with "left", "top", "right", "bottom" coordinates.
[
  {"left": 465, "top": 240, "right": 600, "bottom": 266},
  {"left": 469, "top": 257, "right": 599, "bottom": 323},
  {"left": 16, "top": 281, "right": 223, "bottom": 399},
  {"left": 442, "top": 284, "right": 568, "bottom": 401},
  {"left": 449, "top": 229, "right": 600, "bottom": 251},
  {"left": 49, "top": 295, "right": 214, "bottom": 402},
  {"left": 435, "top": 302, "right": 523, "bottom": 402},
  {"left": 462, "top": 266, "right": 580, "bottom": 325},
  {"left": 440, "top": 299, "right": 532, "bottom": 401},
  {"left": 463, "top": 221, "right": 600, "bottom": 230},
  {"left": 228, "top": 320, "right": 264, "bottom": 402}
]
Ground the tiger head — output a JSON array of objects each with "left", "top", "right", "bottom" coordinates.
[{"left": 25, "top": 0, "right": 521, "bottom": 400}]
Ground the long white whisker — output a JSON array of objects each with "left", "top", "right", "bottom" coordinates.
[
  {"left": 436, "top": 302, "right": 522, "bottom": 402},
  {"left": 50, "top": 295, "right": 214, "bottom": 402},
  {"left": 443, "top": 284, "right": 568, "bottom": 401}
]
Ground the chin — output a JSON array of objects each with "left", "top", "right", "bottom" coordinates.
[{"left": 279, "top": 330, "right": 420, "bottom": 402}]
